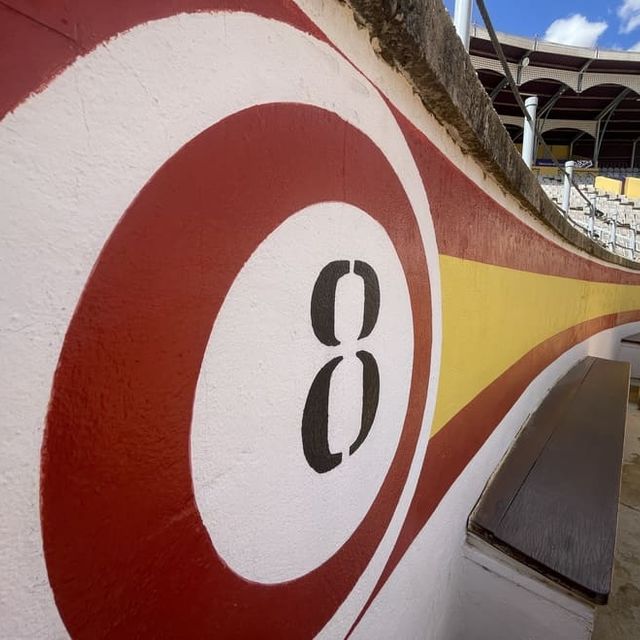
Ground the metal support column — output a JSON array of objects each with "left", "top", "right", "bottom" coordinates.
[
  {"left": 522, "top": 96, "right": 538, "bottom": 169},
  {"left": 453, "top": 0, "right": 473, "bottom": 51},
  {"left": 632, "top": 137, "right": 640, "bottom": 169},
  {"left": 562, "top": 161, "right": 575, "bottom": 214},
  {"left": 594, "top": 88, "right": 631, "bottom": 168},
  {"left": 611, "top": 218, "right": 617, "bottom": 252},
  {"left": 490, "top": 77, "right": 509, "bottom": 102},
  {"left": 594, "top": 120, "right": 601, "bottom": 169}
]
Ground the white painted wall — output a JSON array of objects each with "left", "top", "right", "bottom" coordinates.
[
  {"left": 618, "top": 341, "right": 640, "bottom": 378},
  {"left": 457, "top": 537, "right": 594, "bottom": 640},
  {"left": 0, "top": 2, "right": 637, "bottom": 638}
]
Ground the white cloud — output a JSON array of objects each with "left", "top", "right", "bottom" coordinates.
[
  {"left": 629, "top": 40, "right": 640, "bottom": 50},
  {"left": 618, "top": 0, "right": 640, "bottom": 34},
  {"left": 543, "top": 14, "right": 608, "bottom": 47}
]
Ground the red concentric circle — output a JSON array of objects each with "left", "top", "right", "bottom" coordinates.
[{"left": 41, "top": 102, "right": 432, "bottom": 638}]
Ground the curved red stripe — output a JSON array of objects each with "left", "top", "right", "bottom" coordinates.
[
  {"left": 0, "top": 0, "right": 325, "bottom": 120},
  {"left": 41, "top": 102, "right": 432, "bottom": 638},
  {"left": 393, "top": 107, "right": 640, "bottom": 285}
]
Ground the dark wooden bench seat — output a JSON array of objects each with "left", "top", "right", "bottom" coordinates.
[
  {"left": 621, "top": 332, "right": 640, "bottom": 346},
  {"left": 468, "top": 357, "right": 630, "bottom": 605}
]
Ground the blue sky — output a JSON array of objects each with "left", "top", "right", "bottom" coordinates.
[{"left": 442, "top": 0, "right": 640, "bottom": 50}]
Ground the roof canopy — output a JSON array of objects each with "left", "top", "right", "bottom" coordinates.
[{"left": 469, "top": 26, "right": 640, "bottom": 167}]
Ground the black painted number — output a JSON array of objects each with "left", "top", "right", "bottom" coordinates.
[{"left": 302, "top": 260, "right": 381, "bottom": 473}]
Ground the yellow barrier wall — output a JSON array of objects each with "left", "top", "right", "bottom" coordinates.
[
  {"left": 595, "top": 175, "right": 623, "bottom": 195},
  {"left": 625, "top": 177, "right": 640, "bottom": 199}
]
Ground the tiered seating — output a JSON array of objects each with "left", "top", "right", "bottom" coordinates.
[{"left": 539, "top": 173, "right": 640, "bottom": 261}]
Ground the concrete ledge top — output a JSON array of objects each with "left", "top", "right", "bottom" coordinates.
[{"left": 344, "top": 0, "right": 640, "bottom": 270}]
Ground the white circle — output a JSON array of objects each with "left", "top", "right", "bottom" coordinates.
[
  {"left": 0, "top": 11, "right": 442, "bottom": 636},
  {"left": 191, "top": 202, "right": 414, "bottom": 583}
]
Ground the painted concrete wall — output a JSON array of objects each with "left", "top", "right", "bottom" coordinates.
[
  {"left": 625, "top": 177, "right": 640, "bottom": 198},
  {"left": 595, "top": 175, "right": 624, "bottom": 196},
  {"left": 2, "top": 1, "right": 640, "bottom": 639}
]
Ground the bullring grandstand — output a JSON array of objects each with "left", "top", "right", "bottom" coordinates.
[{"left": 469, "top": 25, "right": 640, "bottom": 259}]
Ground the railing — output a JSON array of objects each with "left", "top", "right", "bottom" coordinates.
[{"left": 540, "top": 172, "right": 640, "bottom": 259}]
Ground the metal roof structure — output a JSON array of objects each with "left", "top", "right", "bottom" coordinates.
[{"left": 469, "top": 26, "right": 640, "bottom": 168}]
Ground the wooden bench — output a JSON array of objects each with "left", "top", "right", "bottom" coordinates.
[
  {"left": 619, "top": 334, "right": 640, "bottom": 386},
  {"left": 468, "top": 356, "right": 629, "bottom": 605},
  {"left": 622, "top": 332, "right": 640, "bottom": 346}
]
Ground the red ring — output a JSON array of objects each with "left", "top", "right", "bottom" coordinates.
[{"left": 41, "top": 102, "right": 432, "bottom": 638}]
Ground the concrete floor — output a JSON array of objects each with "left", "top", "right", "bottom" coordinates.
[{"left": 593, "top": 398, "right": 640, "bottom": 639}]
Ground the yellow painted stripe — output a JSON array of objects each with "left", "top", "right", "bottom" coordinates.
[
  {"left": 625, "top": 177, "right": 640, "bottom": 199},
  {"left": 595, "top": 176, "right": 623, "bottom": 196},
  {"left": 432, "top": 255, "right": 640, "bottom": 436}
]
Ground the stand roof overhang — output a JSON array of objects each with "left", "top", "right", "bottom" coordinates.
[{"left": 469, "top": 26, "right": 640, "bottom": 165}]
